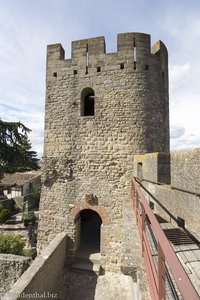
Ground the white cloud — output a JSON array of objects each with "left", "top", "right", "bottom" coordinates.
[
  {"left": 169, "top": 91, "right": 200, "bottom": 150},
  {"left": 170, "top": 134, "right": 200, "bottom": 151},
  {"left": 166, "top": 11, "right": 200, "bottom": 150},
  {"left": 169, "top": 63, "right": 190, "bottom": 92},
  {"left": 170, "top": 125, "right": 185, "bottom": 139}
]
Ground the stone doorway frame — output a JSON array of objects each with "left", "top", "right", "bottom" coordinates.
[{"left": 70, "top": 203, "right": 110, "bottom": 256}]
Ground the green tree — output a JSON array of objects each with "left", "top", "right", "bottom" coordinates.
[{"left": 0, "top": 119, "right": 39, "bottom": 174}]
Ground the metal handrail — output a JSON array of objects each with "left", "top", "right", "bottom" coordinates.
[
  {"left": 139, "top": 177, "right": 200, "bottom": 197},
  {"left": 146, "top": 219, "right": 180, "bottom": 300},
  {"left": 131, "top": 177, "right": 200, "bottom": 300}
]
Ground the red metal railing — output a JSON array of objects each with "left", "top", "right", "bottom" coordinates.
[{"left": 131, "top": 177, "right": 200, "bottom": 300}]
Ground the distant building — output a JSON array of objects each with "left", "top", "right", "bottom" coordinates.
[{"left": 0, "top": 172, "right": 41, "bottom": 209}]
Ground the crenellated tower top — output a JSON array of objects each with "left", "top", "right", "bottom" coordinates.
[{"left": 46, "top": 32, "right": 168, "bottom": 74}]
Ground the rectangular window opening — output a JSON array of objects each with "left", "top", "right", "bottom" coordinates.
[
  {"left": 53, "top": 72, "right": 57, "bottom": 77},
  {"left": 133, "top": 48, "right": 137, "bottom": 62},
  {"left": 120, "top": 63, "right": 124, "bottom": 70},
  {"left": 145, "top": 65, "right": 149, "bottom": 70},
  {"left": 133, "top": 38, "right": 136, "bottom": 70},
  {"left": 86, "top": 43, "right": 89, "bottom": 66},
  {"left": 137, "top": 162, "right": 143, "bottom": 180},
  {"left": 85, "top": 43, "right": 89, "bottom": 74},
  {"left": 97, "top": 66, "right": 101, "bottom": 72},
  {"left": 74, "top": 70, "right": 78, "bottom": 75}
]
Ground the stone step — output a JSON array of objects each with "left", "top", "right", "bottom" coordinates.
[
  {"left": 75, "top": 252, "right": 101, "bottom": 264},
  {"left": 71, "top": 252, "right": 101, "bottom": 275},
  {"left": 71, "top": 260, "right": 100, "bottom": 275},
  {"left": 71, "top": 251, "right": 101, "bottom": 275},
  {"left": 71, "top": 253, "right": 101, "bottom": 275}
]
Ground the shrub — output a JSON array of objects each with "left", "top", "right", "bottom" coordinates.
[
  {"left": 0, "top": 234, "right": 25, "bottom": 255},
  {"left": 23, "top": 248, "right": 37, "bottom": 259},
  {"left": 0, "top": 208, "right": 11, "bottom": 224},
  {"left": 22, "top": 211, "right": 36, "bottom": 227}
]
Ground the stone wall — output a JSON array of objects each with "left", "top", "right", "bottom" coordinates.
[
  {"left": 170, "top": 148, "right": 200, "bottom": 193},
  {"left": 134, "top": 152, "right": 170, "bottom": 183},
  {"left": 134, "top": 149, "right": 200, "bottom": 240},
  {"left": 142, "top": 183, "right": 200, "bottom": 241},
  {"left": 38, "top": 32, "right": 169, "bottom": 271},
  {"left": 2, "top": 233, "right": 67, "bottom": 300},
  {"left": 0, "top": 254, "right": 31, "bottom": 293}
]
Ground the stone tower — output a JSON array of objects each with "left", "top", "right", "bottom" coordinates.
[{"left": 38, "top": 32, "right": 169, "bottom": 271}]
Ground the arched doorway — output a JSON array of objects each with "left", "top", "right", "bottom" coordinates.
[{"left": 77, "top": 209, "right": 102, "bottom": 255}]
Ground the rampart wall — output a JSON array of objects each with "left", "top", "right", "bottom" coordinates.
[{"left": 134, "top": 149, "right": 200, "bottom": 240}]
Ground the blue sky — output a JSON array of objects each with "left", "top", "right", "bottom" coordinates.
[{"left": 0, "top": 0, "right": 200, "bottom": 157}]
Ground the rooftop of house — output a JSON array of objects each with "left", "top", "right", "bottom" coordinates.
[{"left": 0, "top": 172, "right": 41, "bottom": 187}]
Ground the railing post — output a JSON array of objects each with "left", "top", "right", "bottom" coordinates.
[
  {"left": 135, "top": 190, "right": 139, "bottom": 224},
  {"left": 132, "top": 180, "right": 138, "bottom": 224},
  {"left": 131, "top": 180, "right": 135, "bottom": 206},
  {"left": 141, "top": 205, "right": 145, "bottom": 256},
  {"left": 158, "top": 242, "right": 166, "bottom": 300}
]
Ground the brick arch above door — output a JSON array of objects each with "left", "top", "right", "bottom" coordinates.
[{"left": 70, "top": 202, "right": 110, "bottom": 225}]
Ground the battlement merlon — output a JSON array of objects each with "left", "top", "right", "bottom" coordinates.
[
  {"left": 46, "top": 32, "right": 168, "bottom": 62},
  {"left": 47, "top": 43, "right": 65, "bottom": 61},
  {"left": 72, "top": 36, "right": 106, "bottom": 58},
  {"left": 117, "top": 32, "right": 151, "bottom": 56},
  {"left": 151, "top": 40, "right": 168, "bottom": 66}
]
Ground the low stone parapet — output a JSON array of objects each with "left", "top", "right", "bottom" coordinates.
[
  {"left": 2, "top": 232, "right": 67, "bottom": 300},
  {"left": 0, "top": 254, "right": 31, "bottom": 294}
]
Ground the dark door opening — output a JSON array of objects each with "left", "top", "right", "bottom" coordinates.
[{"left": 79, "top": 209, "right": 102, "bottom": 254}]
